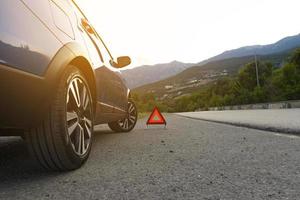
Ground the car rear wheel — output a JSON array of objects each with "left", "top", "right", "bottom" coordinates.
[
  {"left": 26, "top": 66, "right": 94, "bottom": 171},
  {"left": 108, "top": 100, "right": 137, "bottom": 133}
]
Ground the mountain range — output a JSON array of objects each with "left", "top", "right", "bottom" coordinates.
[
  {"left": 201, "top": 33, "right": 300, "bottom": 64},
  {"left": 121, "top": 61, "right": 193, "bottom": 88},
  {"left": 134, "top": 49, "right": 294, "bottom": 97},
  {"left": 122, "top": 33, "right": 300, "bottom": 89}
]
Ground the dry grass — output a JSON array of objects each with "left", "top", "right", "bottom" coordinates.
[{"left": 138, "top": 112, "right": 150, "bottom": 119}]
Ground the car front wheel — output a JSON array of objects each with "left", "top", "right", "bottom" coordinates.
[
  {"left": 108, "top": 100, "right": 137, "bottom": 133},
  {"left": 26, "top": 66, "right": 94, "bottom": 171}
]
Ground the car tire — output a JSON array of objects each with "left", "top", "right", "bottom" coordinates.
[
  {"left": 25, "top": 66, "right": 94, "bottom": 171},
  {"left": 108, "top": 99, "right": 138, "bottom": 133}
]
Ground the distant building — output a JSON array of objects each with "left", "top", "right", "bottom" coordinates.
[
  {"left": 221, "top": 69, "right": 228, "bottom": 76},
  {"left": 187, "top": 79, "right": 198, "bottom": 84},
  {"left": 165, "top": 85, "right": 174, "bottom": 90}
]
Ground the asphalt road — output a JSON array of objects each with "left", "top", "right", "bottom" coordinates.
[{"left": 0, "top": 114, "right": 300, "bottom": 200}]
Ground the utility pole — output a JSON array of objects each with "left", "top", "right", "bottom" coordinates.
[{"left": 255, "top": 54, "right": 260, "bottom": 87}]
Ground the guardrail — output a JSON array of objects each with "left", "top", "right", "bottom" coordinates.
[{"left": 196, "top": 100, "right": 300, "bottom": 111}]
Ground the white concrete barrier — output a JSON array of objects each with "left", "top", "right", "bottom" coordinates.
[{"left": 196, "top": 100, "right": 300, "bottom": 111}]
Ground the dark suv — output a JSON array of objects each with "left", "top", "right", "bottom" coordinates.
[{"left": 0, "top": 0, "right": 138, "bottom": 171}]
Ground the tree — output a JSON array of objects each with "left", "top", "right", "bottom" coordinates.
[
  {"left": 238, "top": 62, "right": 259, "bottom": 90},
  {"left": 289, "top": 48, "right": 300, "bottom": 68},
  {"left": 238, "top": 61, "right": 273, "bottom": 90}
]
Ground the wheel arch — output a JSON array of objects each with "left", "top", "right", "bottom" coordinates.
[
  {"left": 42, "top": 42, "right": 97, "bottom": 119},
  {"left": 69, "top": 56, "right": 97, "bottom": 110}
]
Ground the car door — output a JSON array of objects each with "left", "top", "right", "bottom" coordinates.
[
  {"left": 69, "top": 4, "right": 112, "bottom": 112},
  {"left": 93, "top": 36, "right": 128, "bottom": 114}
]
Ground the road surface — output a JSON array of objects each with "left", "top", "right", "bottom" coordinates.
[{"left": 0, "top": 114, "right": 300, "bottom": 200}]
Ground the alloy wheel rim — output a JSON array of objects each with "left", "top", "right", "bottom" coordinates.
[
  {"left": 66, "top": 77, "right": 93, "bottom": 156},
  {"left": 118, "top": 101, "right": 137, "bottom": 130}
]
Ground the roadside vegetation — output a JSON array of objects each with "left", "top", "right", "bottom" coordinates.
[{"left": 133, "top": 48, "right": 300, "bottom": 113}]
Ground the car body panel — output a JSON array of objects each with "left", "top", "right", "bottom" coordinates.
[
  {"left": 0, "top": 0, "right": 130, "bottom": 129},
  {"left": 0, "top": 43, "right": 76, "bottom": 128},
  {"left": 0, "top": 0, "right": 61, "bottom": 75}
]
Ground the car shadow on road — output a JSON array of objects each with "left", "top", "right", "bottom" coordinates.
[
  {"left": 0, "top": 128, "right": 118, "bottom": 189},
  {"left": 0, "top": 137, "right": 58, "bottom": 190}
]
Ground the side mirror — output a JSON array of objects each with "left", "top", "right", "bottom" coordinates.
[{"left": 110, "top": 56, "right": 131, "bottom": 68}]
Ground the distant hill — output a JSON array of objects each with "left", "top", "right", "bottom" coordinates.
[
  {"left": 124, "top": 33, "right": 300, "bottom": 90},
  {"left": 202, "top": 34, "right": 300, "bottom": 64},
  {"left": 133, "top": 48, "right": 295, "bottom": 98},
  {"left": 121, "top": 61, "right": 193, "bottom": 88}
]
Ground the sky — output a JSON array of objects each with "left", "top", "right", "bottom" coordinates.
[{"left": 76, "top": 0, "right": 300, "bottom": 68}]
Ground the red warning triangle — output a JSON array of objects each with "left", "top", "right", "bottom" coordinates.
[{"left": 146, "top": 107, "right": 167, "bottom": 125}]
